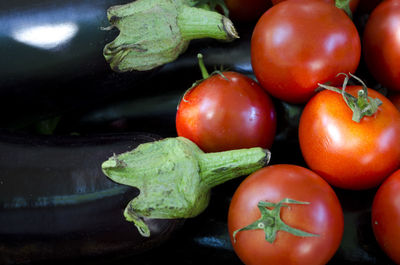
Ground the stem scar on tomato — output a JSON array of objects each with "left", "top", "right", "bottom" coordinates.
[
  {"left": 318, "top": 73, "right": 382, "bottom": 123},
  {"left": 232, "top": 198, "right": 319, "bottom": 244}
]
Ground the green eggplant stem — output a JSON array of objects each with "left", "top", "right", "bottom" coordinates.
[
  {"left": 102, "top": 137, "right": 269, "bottom": 237},
  {"left": 102, "top": 0, "right": 238, "bottom": 72}
]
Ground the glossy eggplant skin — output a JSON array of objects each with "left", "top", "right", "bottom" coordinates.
[
  {"left": 0, "top": 0, "right": 157, "bottom": 128},
  {"left": 0, "top": 130, "right": 183, "bottom": 264},
  {"left": 0, "top": 0, "right": 255, "bottom": 129}
]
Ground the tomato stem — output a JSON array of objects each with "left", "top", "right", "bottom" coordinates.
[
  {"left": 318, "top": 73, "right": 382, "bottom": 123},
  {"left": 335, "top": 0, "right": 352, "bottom": 19},
  {"left": 197, "top": 53, "right": 210, "bottom": 79},
  {"left": 232, "top": 198, "right": 319, "bottom": 243}
]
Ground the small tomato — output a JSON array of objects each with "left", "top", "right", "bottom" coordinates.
[{"left": 176, "top": 54, "right": 276, "bottom": 152}]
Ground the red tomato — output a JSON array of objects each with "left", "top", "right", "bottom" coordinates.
[
  {"left": 176, "top": 71, "right": 276, "bottom": 152},
  {"left": 299, "top": 85, "right": 400, "bottom": 190},
  {"left": 371, "top": 169, "right": 400, "bottom": 265},
  {"left": 363, "top": 0, "right": 400, "bottom": 92},
  {"left": 224, "top": 0, "right": 272, "bottom": 21},
  {"left": 271, "top": 0, "right": 360, "bottom": 13},
  {"left": 251, "top": 0, "right": 361, "bottom": 103},
  {"left": 228, "top": 164, "right": 343, "bottom": 265}
]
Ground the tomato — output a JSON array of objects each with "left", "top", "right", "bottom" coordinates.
[
  {"left": 224, "top": 0, "right": 272, "bottom": 22},
  {"left": 271, "top": 0, "right": 360, "bottom": 13},
  {"left": 251, "top": 0, "right": 361, "bottom": 103},
  {"left": 371, "top": 169, "right": 400, "bottom": 265},
  {"left": 176, "top": 70, "right": 276, "bottom": 153},
  {"left": 363, "top": 0, "right": 400, "bottom": 92},
  {"left": 299, "top": 82, "right": 400, "bottom": 190},
  {"left": 228, "top": 164, "right": 343, "bottom": 265}
]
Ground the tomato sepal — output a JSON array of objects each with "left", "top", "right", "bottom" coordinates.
[
  {"left": 232, "top": 198, "right": 319, "bottom": 244},
  {"left": 335, "top": 0, "right": 353, "bottom": 18},
  {"left": 318, "top": 73, "right": 382, "bottom": 123}
]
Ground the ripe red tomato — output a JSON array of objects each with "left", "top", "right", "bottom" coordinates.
[
  {"left": 299, "top": 85, "right": 400, "bottom": 190},
  {"left": 251, "top": 0, "right": 361, "bottom": 103},
  {"left": 363, "top": 0, "right": 400, "bottom": 92},
  {"left": 228, "top": 164, "right": 343, "bottom": 265},
  {"left": 176, "top": 71, "right": 276, "bottom": 152},
  {"left": 224, "top": 0, "right": 272, "bottom": 21},
  {"left": 271, "top": 0, "right": 360, "bottom": 12},
  {"left": 371, "top": 169, "right": 400, "bottom": 265}
]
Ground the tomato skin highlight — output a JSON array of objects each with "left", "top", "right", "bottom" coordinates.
[
  {"left": 228, "top": 164, "right": 343, "bottom": 265},
  {"left": 371, "top": 169, "right": 400, "bottom": 265},
  {"left": 176, "top": 71, "right": 276, "bottom": 153},
  {"left": 299, "top": 86, "right": 400, "bottom": 190},
  {"left": 251, "top": 0, "right": 361, "bottom": 103},
  {"left": 363, "top": 0, "right": 400, "bottom": 92}
]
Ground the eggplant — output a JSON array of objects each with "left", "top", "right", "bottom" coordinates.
[
  {"left": 0, "top": 130, "right": 184, "bottom": 264},
  {"left": 0, "top": 0, "right": 159, "bottom": 129},
  {"left": 0, "top": 0, "right": 255, "bottom": 130}
]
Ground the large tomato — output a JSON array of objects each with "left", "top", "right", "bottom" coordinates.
[
  {"left": 224, "top": 0, "right": 271, "bottom": 21},
  {"left": 228, "top": 164, "right": 343, "bottom": 265},
  {"left": 299, "top": 81, "right": 400, "bottom": 190},
  {"left": 363, "top": 0, "right": 400, "bottom": 92},
  {"left": 251, "top": 0, "right": 361, "bottom": 103},
  {"left": 371, "top": 169, "right": 400, "bottom": 265},
  {"left": 271, "top": 0, "right": 360, "bottom": 13},
  {"left": 176, "top": 71, "right": 276, "bottom": 153}
]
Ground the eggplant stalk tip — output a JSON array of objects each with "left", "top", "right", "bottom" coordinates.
[{"left": 101, "top": 137, "right": 269, "bottom": 237}]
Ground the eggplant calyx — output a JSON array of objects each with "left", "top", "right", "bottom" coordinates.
[
  {"left": 102, "top": 137, "right": 269, "bottom": 237},
  {"left": 232, "top": 198, "right": 319, "bottom": 244},
  {"left": 188, "top": 0, "right": 230, "bottom": 17},
  {"left": 102, "top": 0, "right": 238, "bottom": 72},
  {"left": 318, "top": 73, "right": 382, "bottom": 123}
]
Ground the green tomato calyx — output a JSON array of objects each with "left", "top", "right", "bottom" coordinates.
[
  {"left": 102, "top": 137, "right": 269, "bottom": 237},
  {"left": 318, "top": 73, "right": 382, "bottom": 123},
  {"left": 335, "top": 0, "right": 353, "bottom": 19},
  {"left": 232, "top": 198, "right": 319, "bottom": 244}
]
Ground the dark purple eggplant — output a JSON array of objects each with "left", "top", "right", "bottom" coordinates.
[
  {"left": 0, "top": 0, "right": 255, "bottom": 130},
  {"left": 0, "top": 0, "right": 165, "bottom": 129},
  {"left": 0, "top": 130, "right": 184, "bottom": 264}
]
